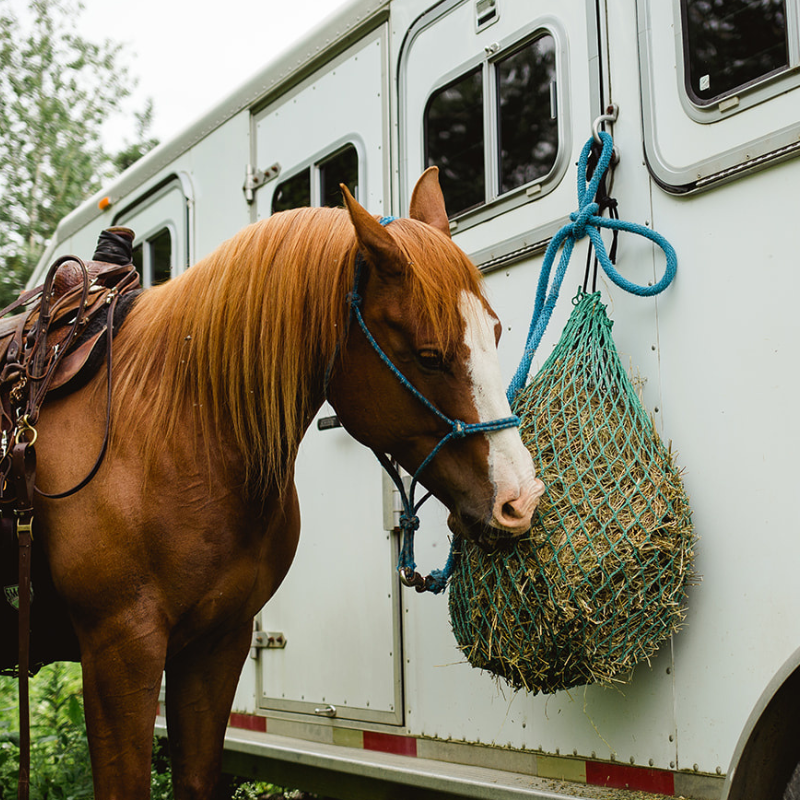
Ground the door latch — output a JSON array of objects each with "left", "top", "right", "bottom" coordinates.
[
  {"left": 243, "top": 163, "right": 281, "bottom": 203},
  {"left": 249, "top": 630, "right": 287, "bottom": 658}
]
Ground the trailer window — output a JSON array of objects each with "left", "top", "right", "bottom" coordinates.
[
  {"left": 425, "top": 67, "right": 485, "bottom": 216},
  {"left": 320, "top": 145, "right": 359, "bottom": 207},
  {"left": 272, "top": 170, "right": 312, "bottom": 213},
  {"left": 681, "top": 0, "right": 789, "bottom": 105},
  {"left": 496, "top": 36, "right": 558, "bottom": 194},
  {"left": 132, "top": 226, "right": 173, "bottom": 287},
  {"left": 272, "top": 144, "right": 361, "bottom": 213},
  {"left": 424, "top": 32, "right": 558, "bottom": 218},
  {"left": 149, "top": 228, "right": 172, "bottom": 285}
]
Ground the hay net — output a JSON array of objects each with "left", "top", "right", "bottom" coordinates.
[{"left": 448, "top": 289, "right": 695, "bottom": 694}]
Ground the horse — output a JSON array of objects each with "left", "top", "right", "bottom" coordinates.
[{"left": 27, "top": 167, "right": 544, "bottom": 799}]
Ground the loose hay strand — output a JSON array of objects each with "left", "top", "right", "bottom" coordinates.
[{"left": 448, "top": 292, "right": 695, "bottom": 694}]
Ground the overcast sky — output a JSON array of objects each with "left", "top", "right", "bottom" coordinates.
[{"left": 11, "top": 0, "right": 353, "bottom": 147}]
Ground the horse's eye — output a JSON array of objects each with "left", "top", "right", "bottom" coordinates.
[{"left": 417, "top": 349, "right": 445, "bottom": 372}]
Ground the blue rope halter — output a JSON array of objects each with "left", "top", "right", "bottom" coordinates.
[{"left": 348, "top": 216, "right": 519, "bottom": 594}]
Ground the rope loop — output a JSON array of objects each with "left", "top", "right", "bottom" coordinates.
[
  {"left": 569, "top": 202, "right": 600, "bottom": 240},
  {"left": 507, "top": 130, "right": 677, "bottom": 403}
]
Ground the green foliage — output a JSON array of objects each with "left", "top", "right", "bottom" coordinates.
[
  {"left": 0, "top": 663, "right": 93, "bottom": 799},
  {"left": 0, "top": 0, "right": 158, "bottom": 307},
  {"left": 0, "top": 665, "right": 302, "bottom": 798},
  {"left": 149, "top": 736, "right": 174, "bottom": 800},
  {"left": 112, "top": 99, "right": 160, "bottom": 175}
]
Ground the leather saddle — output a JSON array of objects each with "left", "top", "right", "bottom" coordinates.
[{"left": 0, "top": 228, "right": 141, "bottom": 406}]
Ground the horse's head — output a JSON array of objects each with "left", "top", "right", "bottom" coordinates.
[{"left": 327, "top": 169, "right": 544, "bottom": 549}]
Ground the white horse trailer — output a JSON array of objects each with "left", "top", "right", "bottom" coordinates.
[{"left": 33, "top": 0, "right": 800, "bottom": 797}]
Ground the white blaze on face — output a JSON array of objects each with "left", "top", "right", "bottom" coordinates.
[{"left": 459, "top": 291, "right": 544, "bottom": 532}]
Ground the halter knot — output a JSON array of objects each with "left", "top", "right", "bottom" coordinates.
[
  {"left": 569, "top": 202, "right": 600, "bottom": 240},
  {"left": 399, "top": 512, "right": 420, "bottom": 531},
  {"left": 345, "top": 291, "right": 362, "bottom": 308},
  {"left": 451, "top": 419, "right": 468, "bottom": 438}
]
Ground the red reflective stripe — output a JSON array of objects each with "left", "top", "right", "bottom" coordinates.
[
  {"left": 362, "top": 731, "right": 417, "bottom": 756},
  {"left": 586, "top": 761, "right": 675, "bottom": 794},
  {"left": 229, "top": 713, "right": 267, "bottom": 733}
]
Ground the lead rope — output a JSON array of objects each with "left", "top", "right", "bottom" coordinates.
[
  {"left": 347, "top": 217, "right": 519, "bottom": 593},
  {"left": 506, "top": 130, "right": 677, "bottom": 403}
]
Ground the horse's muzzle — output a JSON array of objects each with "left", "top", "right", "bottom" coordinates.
[{"left": 447, "top": 476, "right": 545, "bottom": 550}]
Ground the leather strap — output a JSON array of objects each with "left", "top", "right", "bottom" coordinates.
[
  {"left": 35, "top": 292, "right": 119, "bottom": 500},
  {"left": 16, "top": 520, "right": 31, "bottom": 800},
  {"left": 12, "top": 440, "right": 35, "bottom": 800}
]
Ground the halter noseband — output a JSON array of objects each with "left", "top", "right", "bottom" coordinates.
[{"left": 347, "top": 216, "right": 519, "bottom": 593}]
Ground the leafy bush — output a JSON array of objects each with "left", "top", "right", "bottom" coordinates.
[
  {"left": 0, "top": 664, "right": 302, "bottom": 799},
  {"left": 0, "top": 663, "right": 92, "bottom": 799}
]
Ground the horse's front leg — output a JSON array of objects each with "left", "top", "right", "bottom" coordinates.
[
  {"left": 78, "top": 611, "right": 169, "bottom": 799},
  {"left": 165, "top": 621, "right": 253, "bottom": 800}
]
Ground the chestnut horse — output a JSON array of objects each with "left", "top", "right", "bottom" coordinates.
[{"left": 30, "top": 168, "right": 543, "bottom": 798}]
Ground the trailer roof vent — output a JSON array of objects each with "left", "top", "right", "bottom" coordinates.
[{"left": 476, "top": 0, "right": 498, "bottom": 32}]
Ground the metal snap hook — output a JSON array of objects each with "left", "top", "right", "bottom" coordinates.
[{"left": 592, "top": 103, "right": 619, "bottom": 144}]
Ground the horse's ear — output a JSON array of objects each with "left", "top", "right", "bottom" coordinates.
[
  {"left": 409, "top": 167, "right": 451, "bottom": 238},
  {"left": 341, "top": 184, "right": 404, "bottom": 278}
]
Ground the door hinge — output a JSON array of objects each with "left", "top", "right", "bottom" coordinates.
[{"left": 243, "top": 163, "right": 281, "bottom": 203}]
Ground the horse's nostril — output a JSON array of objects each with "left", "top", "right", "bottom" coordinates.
[
  {"left": 494, "top": 495, "right": 531, "bottom": 533},
  {"left": 502, "top": 500, "right": 524, "bottom": 521},
  {"left": 494, "top": 478, "right": 544, "bottom": 531}
]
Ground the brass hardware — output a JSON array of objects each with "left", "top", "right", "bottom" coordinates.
[
  {"left": 16, "top": 516, "right": 33, "bottom": 541},
  {"left": 14, "top": 416, "right": 37, "bottom": 446}
]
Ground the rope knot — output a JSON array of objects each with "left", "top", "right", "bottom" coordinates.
[
  {"left": 399, "top": 512, "right": 420, "bottom": 531},
  {"left": 346, "top": 291, "right": 362, "bottom": 308},
  {"left": 451, "top": 419, "right": 467, "bottom": 438},
  {"left": 569, "top": 202, "right": 600, "bottom": 240}
]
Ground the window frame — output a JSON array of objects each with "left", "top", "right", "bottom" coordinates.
[
  {"left": 676, "top": 0, "right": 800, "bottom": 123},
  {"left": 269, "top": 139, "right": 365, "bottom": 215},
  {"left": 419, "top": 23, "right": 568, "bottom": 230},
  {"left": 637, "top": 0, "right": 800, "bottom": 193}
]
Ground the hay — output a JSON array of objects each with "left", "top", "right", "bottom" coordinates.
[{"left": 448, "top": 292, "right": 695, "bottom": 693}]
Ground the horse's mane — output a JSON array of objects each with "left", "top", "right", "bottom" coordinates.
[{"left": 110, "top": 206, "right": 485, "bottom": 495}]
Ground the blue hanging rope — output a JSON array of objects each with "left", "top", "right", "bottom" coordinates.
[{"left": 506, "top": 131, "right": 677, "bottom": 403}]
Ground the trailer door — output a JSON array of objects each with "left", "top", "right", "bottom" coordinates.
[{"left": 250, "top": 24, "right": 402, "bottom": 727}]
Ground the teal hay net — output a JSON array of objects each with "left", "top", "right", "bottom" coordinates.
[
  {"left": 447, "top": 132, "right": 695, "bottom": 693},
  {"left": 448, "top": 291, "right": 695, "bottom": 692}
]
